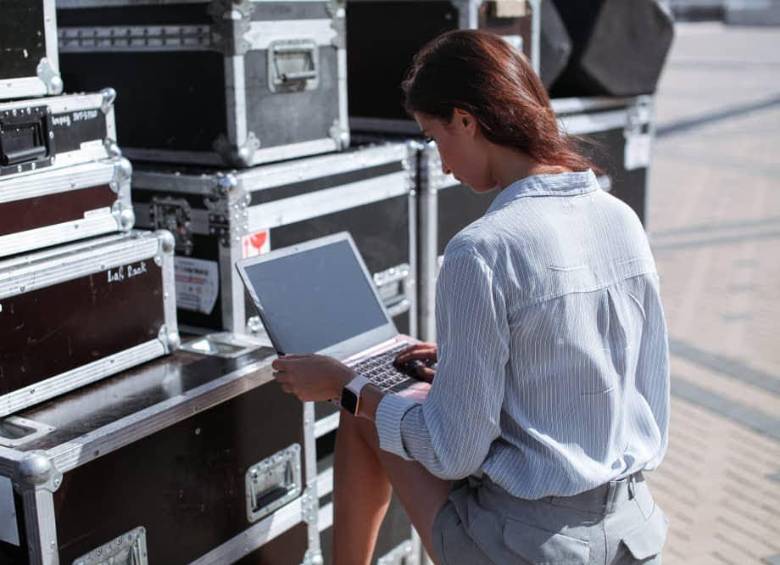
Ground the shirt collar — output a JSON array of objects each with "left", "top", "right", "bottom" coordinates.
[{"left": 487, "top": 169, "right": 599, "bottom": 214}]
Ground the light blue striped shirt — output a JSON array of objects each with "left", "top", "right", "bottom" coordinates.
[{"left": 376, "top": 170, "right": 669, "bottom": 499}]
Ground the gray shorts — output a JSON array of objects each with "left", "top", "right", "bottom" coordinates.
[{"left": 431, "top": 473, "right": 667, "bottom": 565}]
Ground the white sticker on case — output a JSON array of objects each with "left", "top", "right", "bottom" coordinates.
[{"left": 174, "top": 257, "right": 219, "bottom": 314}]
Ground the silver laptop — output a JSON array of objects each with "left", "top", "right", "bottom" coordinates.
[{"left": 235, "top": 232, "right": 418, "bottom": 393}]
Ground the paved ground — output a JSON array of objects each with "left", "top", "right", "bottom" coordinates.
[{"left": 645, "top": 22, "right": 780, "bottom": 564}]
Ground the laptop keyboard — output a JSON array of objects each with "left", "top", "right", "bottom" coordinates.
[{"left": 350, "top": 343, "right": 412, "bottom": 392}]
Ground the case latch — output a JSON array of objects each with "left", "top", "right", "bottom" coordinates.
[
  {"left": 0, "top": 106, "right": 54, "bottom": 176},
  {"left": 245, "top": 444, "right": 302, "bottom": 523},
  {"left": 268, "top": 39, "right": 319, "bottom": 92}
]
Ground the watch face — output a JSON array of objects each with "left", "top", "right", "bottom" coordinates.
[{"left": 341, "top": 388, "right": 359, "bottom": 415}]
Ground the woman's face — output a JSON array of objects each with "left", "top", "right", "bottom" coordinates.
[{"left": 414, "top": 111, "right": 495, "bottom": 192}]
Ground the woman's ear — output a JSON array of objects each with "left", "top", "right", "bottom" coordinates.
[{"left": 453, "top": 108, "right": 478, "bottom": 137}]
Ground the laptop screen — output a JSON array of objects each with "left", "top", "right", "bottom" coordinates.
[{"left": 239, "top": 238, "right": 390, "bottom": 355}]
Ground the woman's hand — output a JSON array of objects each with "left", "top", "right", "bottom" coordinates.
[
  {"left": 394, "top": 342, "right": 438, "bottom": 383},
  {"left": 271, "top": 354, "right": 356, "bottom": 402}
]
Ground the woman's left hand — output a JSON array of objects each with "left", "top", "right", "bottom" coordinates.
[{"left": 271, "top": 354, "right": 355, "bottom": 402}]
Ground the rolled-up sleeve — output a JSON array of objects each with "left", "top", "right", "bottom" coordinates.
[{"left": 375, "top": 248, "right": 510, "bottom": 479}]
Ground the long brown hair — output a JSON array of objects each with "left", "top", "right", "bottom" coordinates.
[{"left": 402, "top": 30, "right": 594, "bottom": 172}]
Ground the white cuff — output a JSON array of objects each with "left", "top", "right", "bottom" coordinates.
[{"left": 375, "top": 393, "right": 418, "bottom": 460}]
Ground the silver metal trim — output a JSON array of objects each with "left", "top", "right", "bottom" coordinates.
[
  {"left": 0, "top": 216, "right": 124, "bottom": 260},
  {"left": 529, "top": 0, "right": 541, "bottom": 75},
  {"left": 220, "top": 240, "right": 246, "bottom": 334},
  {"left": 21, "top": 487, "right": 58, "bottom": 565},
  {"left": 314, "top": 412, "right": 340, "bottom": 439},
  {"left": 317, "top": 500, "right": 334, "bottom": 532},
  {"left": 132, "top": 143, "right": 409, "bottom": 194},
  {"left": 73, "top": 526, "right": 148, "bottom": 565},
  {"left": 551, "top": 96, "right": 638, "bottom": 115},
  {"left": 0, "top": 340, "right": 166, "bottom": 419},
  {"left": 316, "top": 466, "right": 334, "bottom": 499},
  {"left": 124, "top": 136, "right": 338, "bottom": 167},
  {"left": 44, "top": 355, "right": 275, "bottom": 473},
  {"left": 0, "top": 159, "right": 117, "bottom": 204},
  {"left": 247, "top": 171, "right": 410, "bottom": 230},
  {"left": 190, "top": 493, "right": 305, "bottom": 565},
  {"left": 302, "top": 402, "right": 321, "bottom": 558},
  {"left": 0, "top": 231, "right": 160, "bottom": 298},
  {"left": 417, "top": 144, "right": 441, "bottom": 342},
  {"left": 246, "top": 19, "right": 337, "bottom": 50}
]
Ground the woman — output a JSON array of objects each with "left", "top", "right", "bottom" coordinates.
[{"left": 272, "top": 30, "right": 670, "bottom": 564}]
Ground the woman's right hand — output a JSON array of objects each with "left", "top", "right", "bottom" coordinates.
[{"left": 394, "top": 342, "right": 438, "bottom": 383}]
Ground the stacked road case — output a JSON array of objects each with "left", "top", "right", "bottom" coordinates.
[{"left": 56, "top": 0, "right": 350, "bottom": 168}]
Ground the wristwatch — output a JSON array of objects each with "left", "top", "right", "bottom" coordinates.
[{"left": 340, "top": 375, "right": 370, "bottom": 416}]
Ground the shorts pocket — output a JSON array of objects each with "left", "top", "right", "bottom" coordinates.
[
  {"left": 620, "top": 506, "right": 668, "bottom": 560},
  {"left": 502, "top": 518, "right": 590, "bottom": 564}
]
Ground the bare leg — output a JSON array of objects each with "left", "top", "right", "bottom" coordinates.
[
  {"left": 333, "top": 409, "right": 453, "bottom": 564},
  {"left": 333, "top": 409, "right": 393, "bottom": 565}
]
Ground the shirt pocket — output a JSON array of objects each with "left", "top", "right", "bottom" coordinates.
[
  {"left": 619, "top": 505, "right": 668, "bottom": 560},
  {"left": 502, "top": 517, "right": 591, "bottom": 564}
]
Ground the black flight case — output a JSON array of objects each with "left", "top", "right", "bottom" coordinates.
[
  {"left": 56, "top": 0, "right": 349, "bottom": 168},
  {"left": 130, "top": 142, "right": 418, "bottom": 340},
  {"left": 0, "top": 231, "right": 179, "bottom": 418},
  {"left": 347, "top": 0, "right": 540, "bottom": 136},
  {"left": 0, "top": 333, "right": 321, "bottom": 564}
]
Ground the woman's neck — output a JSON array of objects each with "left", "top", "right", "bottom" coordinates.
[{"left": 488, "top": 143, "right": 572, "bottom": 190}]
